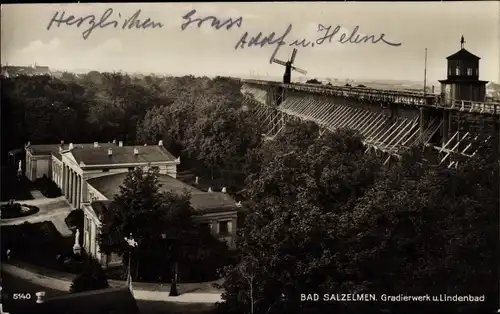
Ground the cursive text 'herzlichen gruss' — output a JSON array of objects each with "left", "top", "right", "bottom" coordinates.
[{"left": 46, "top": 8, "right": 164, "bottom": 40}]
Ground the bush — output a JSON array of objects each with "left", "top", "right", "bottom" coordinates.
[
  {"left": 65, "top": 209, "right": 84, "bottom": 232},
  {"left": 70, "top": 255, "right": 109, "bottom": 293},
  {"left": 0, "top": 202, "right": 39, "bottom": 219},
  {"left": 34, "top": 175, "right": 62, "bottom": 198},
  {"left": 306, "top": 78, "right": 322, "bottom": 84}
]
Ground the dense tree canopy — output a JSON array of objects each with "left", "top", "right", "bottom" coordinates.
[
  {"left": 98, "top": 167, "right": 230, "bottom": 281},
  {"left": 2, "top": 71, "right": 497, "bottom": 313},
  {"left": 217, "top": 123, "right": 499, "bottom": 314}
]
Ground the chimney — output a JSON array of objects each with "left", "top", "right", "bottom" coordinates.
[
  {"left": 158, "top": 140, "right": 163, "bottom": 146},
  {"left": 59, "top": 146, "right": 62, "bottom": 152},
  {"left": 36, "top": 291, "right": 45, "bottom": 304},
  {"left": 208, "top": 187, "right": 213, "bottom": 192},
  {"left": 221, "top": 187, "right": 227, "bottom": 193},
  {"left": 112, "top": 139, "right": 116, "bottom": 145},
  {"left": 119, "top": 141, "right": 123, "bottom": 147},
  {"left": 235, "top": 201, "right": 242, "bottom": 207},
  {"left": 60, "top": 140, "right": 64, "bottom": 145},
  {"left": 195, "top": 176, "right": 199, "bottom": 184},
  {"left": 432, "top": 85, "right": 435, "bottom": 93},
  {"left": 69, "top": 143, "right": 74, "bottom": 150},
  {"left": 134, "top": 148, "right": 139, "bottom": 155},
  {"left": 108, "top": 148, "right": 113, "bottom": 156},
  {"left": 144, "top": 144, "right": 147, "bottom": 146},
  {"left": 94, "top": 142, "right": 98, "bottom": 148}
]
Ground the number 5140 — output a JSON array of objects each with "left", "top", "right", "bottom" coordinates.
[{"left": 13, "top": 293, "right": 31, "bottom": 300}]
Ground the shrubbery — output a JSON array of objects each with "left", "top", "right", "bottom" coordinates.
[
  {"left": 34, "top": 175, "right": 62, "bottom": 198},
  {"left": 65, "top": 209, "right": 84, "bottom": 233},
  {"left": 0, "top": 202, "right": 39, "bottom": 219},
  {"left": 70, "top": 255, "right": 109, "bottom": 293}
]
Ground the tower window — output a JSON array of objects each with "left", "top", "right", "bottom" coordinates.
[
  {"left": 455, "top": 66, "right": 460, "bottom": 76},
  {"left": 466, "top": 68, "right": 472, "bottom": 76}
]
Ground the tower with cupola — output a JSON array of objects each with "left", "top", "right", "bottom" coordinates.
[{"left": 439, "top": 36, "right": 488, "bottom": 105}]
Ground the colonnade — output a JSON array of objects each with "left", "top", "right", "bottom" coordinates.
[{"left": 61, "top": 164, "right": 83, "bottom": 209}]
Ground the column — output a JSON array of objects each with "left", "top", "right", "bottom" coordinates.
[
  {"left": 70, "top": 171, "right": 75, "bottom": 206},
  {"left": 81, "top": 177, "right": 87, "bottom": 204},
  {"left": 64, "top": 165, "right": 69, "bottom": 196},
  {"left": 72, "top": 172, "right": 77, "bottom": 208},
  {"left": 77, "top": 176, "right": 81, "bottom": 209}
]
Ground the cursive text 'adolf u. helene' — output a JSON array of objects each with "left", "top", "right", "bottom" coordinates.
[{"left": 46, "top": 8, "right": 164, "bottom": 40}]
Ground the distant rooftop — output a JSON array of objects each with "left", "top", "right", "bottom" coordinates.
[
  {"left": 68, "top": 145, "right": 177, "bottom": 166},
  {"left": 88, "top": 172, "right": 238, "bottom": 213},
  {"left": 26, "top": 142, "right": 178, "bottom": 165}
]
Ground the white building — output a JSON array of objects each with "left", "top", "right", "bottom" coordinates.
[{"left": 25, "top": 141, "right": 241, "bottom": 266}]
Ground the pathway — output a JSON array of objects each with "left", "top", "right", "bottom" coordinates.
[
  {"left": 1, "top": 195, "right": 73, "bottom": 236},
  {"left": 2, "top": 264, "right": 223, "bottom": 303}
]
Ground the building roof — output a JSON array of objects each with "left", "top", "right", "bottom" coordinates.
[
  {"left": 27, "top": 143, "right": 116, "bottom": 156},
  {"left": 15, "top": 287, "right": 140, "bottom": 314},
  {"left": 1, "top": 65, "right": 51, "bottom": 76},
  {"left": 446, "top": 48, "right": 480, "bottom": 60},
  {"left": 438, "top": 79, "right": 489, "bottom": 84},
  {"left": 68, "top": 145, "right": 177, "bottom": 166},
  {"left": 88, "top": 173, "right": 238, "bottom": 212}
]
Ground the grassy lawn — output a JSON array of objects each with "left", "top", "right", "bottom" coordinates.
[
  {"left": 1, "top": 167, "right": 34, "bottom": 201},
  {"left": 1, "top": 221, "right": 85, "bottom": 275}
]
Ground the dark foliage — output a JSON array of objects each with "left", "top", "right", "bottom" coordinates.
[
  {"left": 305, "top": 79, "right": 322, "bottom": 84},
  {"left": 70, "top": 255, "right": 109, "bottom": 293},
  {"left": 0, "top": 202, "right": 39, "bottom": 219},
  {"left": 98, "top": 167, "right": 231, "bottom": 282},
  {"left": 65, "top": 209, "right": 84, "bottom": 233},
  {"left": 0, "top": 166, "right": 34, "bottom": 201},
  {"left": 216, "top": 123, "right": 499, "bottom": 314},
  {"left": 34, "top": 175, "right": 62, "bottom": 198}
]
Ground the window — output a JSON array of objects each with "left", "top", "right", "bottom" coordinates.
[
  {"left": 455, "top": 66, "right": 460, "bottom": 76},
  {"left": 448, "top": 67, "right": 451, "bottom": 75},
  {"left": 466, "top": 68, "right": 472, "bottom": 76},
  {"left": 102, "top": 169, "right": 109, "bottom": 172},
  {"left": 128, "top": 167, "right": 134, "bottom": 171},
  {"left": 218, "top": 221, "right": 229, "bottom": 235},
  {"left": 476, "top": 68, "right": 479, "bottom": 76}
]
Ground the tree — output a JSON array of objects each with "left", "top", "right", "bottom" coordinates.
[
  {"left": 65, "top": 208, "right": 84, "bottom": 233},
  {"left": 218, "top": 127, "right": 381, "bottom": 314},
  {"left": 183, "top": 102, "right": 262, "bottom": 187},
  {"left": 70, "top": 255, "right": 109, "bottom": 293},
  {"left": 217, "top": 121, "right": 498, "bottom": 314},
  {"left": 98, "top": 167, "right": 230, "bottom": 281}
]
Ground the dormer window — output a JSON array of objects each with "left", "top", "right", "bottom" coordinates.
[
  {"left": 466, "top": 68, "right": 472, "bottom": 76},
  {"left": 455, "top": 66, "right": 460, "bottom": 76}
]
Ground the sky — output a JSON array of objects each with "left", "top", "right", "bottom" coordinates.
[{"left": 1, "top": 2, "right": 499, "bottom": 84}]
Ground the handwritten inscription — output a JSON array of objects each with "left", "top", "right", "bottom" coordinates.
[
  {"left": 46, "top": 6, "right": 402, "bottom": 60},
  {"left": 315, "top": 24, "right": 402, "bottom": 46},
  {"left": 234, "top": 23, "right": 402, "bottom": 62},
  {"left": 46, "top": 8, "right": 164, "bottom": 40},
  {"left": 181, "top": 9, "right": 243, "bottom": 31},
  {"left": 235, "top": 24, "right": 293, "bottom": 64}
]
